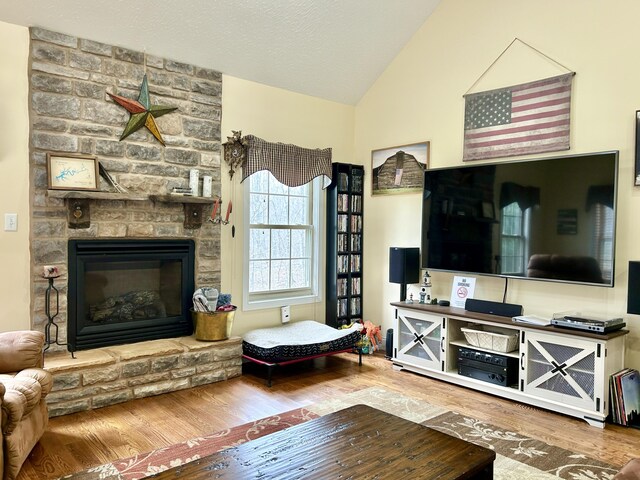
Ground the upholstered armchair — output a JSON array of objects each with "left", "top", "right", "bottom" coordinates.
[
  {"left": 0, "top": 331, "right": 52, "bottom": 480},
  {"left": 527, "top": 254, "right": 604, "bottom": 283},
  {"left": 615, "top": 459, "right": 640, "bottom": 479}
]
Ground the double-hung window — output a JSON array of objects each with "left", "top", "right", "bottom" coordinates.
[
  {"left": 592, "top": 203, "right": 614, "bottom": 283},
  {"left": 243, "top": 170, "right": 322, "bottom": 310},
  {"left": 500, "top": 202, "right": 529, "bottom": 275}
]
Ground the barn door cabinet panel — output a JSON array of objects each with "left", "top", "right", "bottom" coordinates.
[
  {"left": 521, "top": 331, "right": 605, "bottom": 413},
  {"left": 394, "top": 308, "right": 446, "bottom": 371}
]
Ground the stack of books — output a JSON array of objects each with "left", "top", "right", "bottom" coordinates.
[
  {"left": 610, "top": 368, "right": 640, "bottom": 428},
  {"left": 171, "top": 187, "right": 193, "bottom": 196}
]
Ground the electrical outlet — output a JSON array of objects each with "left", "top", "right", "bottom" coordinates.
[
  {"left": 4, "top": 213, "right": 17, "bottom": 232},
  {"left": 281, "top": 305, "right": 290, "bottom": 323}
]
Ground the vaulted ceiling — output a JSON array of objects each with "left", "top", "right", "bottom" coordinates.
[{"left": 0, "top": 0, "right": 441, "bottom": 105}]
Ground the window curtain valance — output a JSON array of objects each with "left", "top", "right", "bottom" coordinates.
[
  {"left": 241, "top": 135, "right": 332, "bottom": 188},
  {"left": 585, "top": 185, "right": 614, "bottom": 211},
  {"left": 499, "top": 182, "right": 540, "bottom": 210}
]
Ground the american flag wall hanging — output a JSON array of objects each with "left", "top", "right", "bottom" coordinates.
[{"left": 463, "top": 73, "right": 574, "bottom": 161}]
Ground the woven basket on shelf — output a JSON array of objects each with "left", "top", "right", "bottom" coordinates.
[{"left": 461, "top": 326, "right": 518, "bottom": 353}]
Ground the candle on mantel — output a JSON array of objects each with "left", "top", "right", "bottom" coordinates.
[
  {"left": 225, "top": 200, "right": 233, "bottom": 223},
  {"left": 211, "top": 198, "right": 219, "bottom": 220}
]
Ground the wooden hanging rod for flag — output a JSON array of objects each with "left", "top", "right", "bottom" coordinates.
[{"left": 464, "top": 37, "right": 575, "bottom": 96}]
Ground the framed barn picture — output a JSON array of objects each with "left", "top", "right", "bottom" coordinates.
[{"left": 371, "top": 141, "right": 429, "bottom": 195}]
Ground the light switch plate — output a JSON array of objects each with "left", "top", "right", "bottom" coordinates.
[{"left": 4, "top": 213, "right": 17, "bottom": 232}]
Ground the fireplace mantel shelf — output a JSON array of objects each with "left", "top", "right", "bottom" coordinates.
[
  {"left": 47, "top": 190, "right": 149, "bottom": 201},
  {"left": 47, "top": 190, "right": 217, "bottom": 229}
]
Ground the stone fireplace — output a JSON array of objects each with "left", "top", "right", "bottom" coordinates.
[
  {"left": 25, "top": 28, "right": 241, "bottom": 417},
  {"left": 67, "top": 239, "right": 195, "bottom": 351},
  {"left": 28, "top": 27, "right": 222, "bottom": 352}
]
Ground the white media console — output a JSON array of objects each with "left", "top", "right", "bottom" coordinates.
[{"left": 391, "top": 302, "right": 628, "bottom": 427}]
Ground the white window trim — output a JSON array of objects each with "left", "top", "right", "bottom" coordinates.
[{"left": 242, "top": 176, "right": 324, "bottom": 311}]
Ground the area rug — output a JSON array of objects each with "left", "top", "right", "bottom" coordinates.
[
  {"left": 59, "top": 408, "right": 318, "bottom": 480},
  {"left": 61, "top": 387, "right": 621, "bottom": 480}
]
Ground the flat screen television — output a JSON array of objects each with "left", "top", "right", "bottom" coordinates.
[{"left": 421, "top": 151, "right": 618, "bottom": 287}]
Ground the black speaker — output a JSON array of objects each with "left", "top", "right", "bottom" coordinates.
[
  {"left": 465, "top": 298, "right": 523, "bottom": 318},
  {"left": 389, "top": 247, "right": 420, "bottom": 301},
  {"left": 628, "top": 261, "right": 640, "bottom": 314},
  {"left": 389, "top": 247, "right": 420, "bottom": 284},
  {"left": 385, "top": 328, "right": 394, "bottom": 360}
]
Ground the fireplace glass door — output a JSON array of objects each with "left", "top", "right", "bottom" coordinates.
[{"left": 68, "top": 239, "right": 195, "bottom": 351}]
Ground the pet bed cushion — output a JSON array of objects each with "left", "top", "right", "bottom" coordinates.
[{"left": 242, "top": 320, "right": 362, "bottom": 363}]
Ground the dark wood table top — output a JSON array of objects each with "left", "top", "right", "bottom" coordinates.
[{"left": 149, "top": 404, "right": 495, "bottom": 479}]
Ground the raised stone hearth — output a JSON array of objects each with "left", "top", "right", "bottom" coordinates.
[{"left": 44, "top": 336, "right": 241, "bottom": 417}]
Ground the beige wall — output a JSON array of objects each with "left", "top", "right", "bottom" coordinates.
[
  {"left": 0, "top": 21, "right": 30, "bottom": 331},
  {"left": 221, "top": 76, "right": 355, "bottom": 335},
  {"left": 356, "top": 0, "right": 640, "bottom": 369}
]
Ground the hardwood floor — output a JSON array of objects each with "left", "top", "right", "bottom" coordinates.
[{"left": 19, "top": 352, "right": 640, "bottom": 479}]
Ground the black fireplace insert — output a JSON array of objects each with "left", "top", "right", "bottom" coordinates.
[{"left": 68, "top": 239, "right": 195, "bottom": 352}]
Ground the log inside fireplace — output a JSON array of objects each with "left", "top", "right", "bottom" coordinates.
[{"left": 68, "top": 239, "right": 195, "bottom": 352}]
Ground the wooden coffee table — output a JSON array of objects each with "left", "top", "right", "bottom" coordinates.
[{"left": 150, "top": 404, "right": 495, "bottom": 479}]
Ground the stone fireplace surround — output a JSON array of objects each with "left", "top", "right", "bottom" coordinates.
[{"left": 27, "top": 27, "right": 236, "bottom": 414}]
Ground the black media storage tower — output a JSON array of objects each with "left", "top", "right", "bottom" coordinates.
[{"left": 326, "top": 163, "right": 364, "bottom": 328}]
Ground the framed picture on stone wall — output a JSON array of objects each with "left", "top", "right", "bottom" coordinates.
[
  {"left": 47, "top": 153, "right": 99, "bottom": 191},
  {"left": 371, "top": 141, "right": 429, "bottom": 195}
]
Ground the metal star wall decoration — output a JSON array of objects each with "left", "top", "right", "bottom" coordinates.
[{"left": 107, "top": 74, "right": 177, "bottom": 146}]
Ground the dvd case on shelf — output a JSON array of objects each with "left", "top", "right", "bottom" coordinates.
[
  {"left": 352, "top": 171, "right": 363, "bottom": 193},
  {"left": 351, "top": 277, "right": 361, "bottom": 295},
  {"left": 351, "top": 195, "right": 362, "bottom": 213},
  {"left": 350, "top": 234, "right": 361, "bottom": 252},
  {"left": 350, "top": 297, "right": 361, "bottom": 316},
  {"left": 338, "top": 234, "right": 348, "bottom": 253},
  {"left": 338, "top": 173, "right": 349, "bottom": 191},
  {"left": 350, "top": 254, "right": 361, "bottom": 273},
  {"left": 350, "top": 215, "right": 362, "bottom": 233},
  {"left": 338, "top": 214, "right": 348, "bottom": 233},
  {"left": 338, "top": 194, "right": 349, "bottom": 212},
  {"left": 337, "top": 278, "right": 347, "bottom": 297},
  {"left": 337, "top": 255, "right": 349, "bottom": 274}
]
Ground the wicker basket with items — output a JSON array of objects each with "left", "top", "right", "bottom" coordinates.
[{"left": 461, "top": 325, "right": 519, "bottom": 353}]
